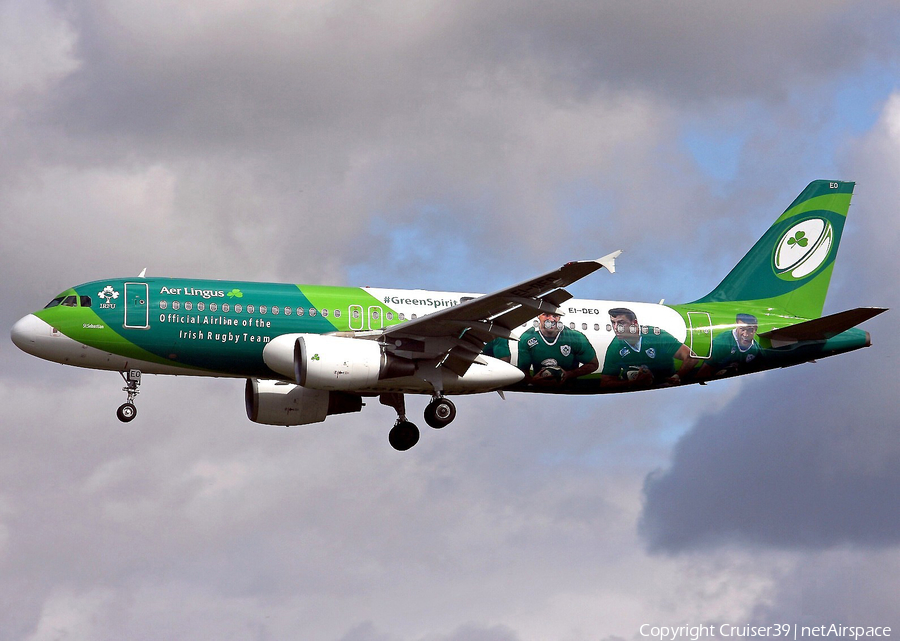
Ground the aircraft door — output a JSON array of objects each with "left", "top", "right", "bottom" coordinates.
[
  {"left": 124, "top": 282, "right": 149, "bottom": 329},
  {"left": 687, "top": 311, "right": 712, "bottom": 358}
]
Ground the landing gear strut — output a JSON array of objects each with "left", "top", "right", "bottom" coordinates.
[
  {"left": 117, "top": 369, "right": 141, "bottom": 423},
  {"left": 424, "top": 395, "right": 456, "bottom": 429},
  {"left": 381, "top": 393, "right": 419, "bottom": 451}
]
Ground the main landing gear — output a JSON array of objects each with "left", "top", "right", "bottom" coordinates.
[
  {"left": 380, "top": 393, "right": 457, "bottom": 451},
  {"left": 424, "top": 396, "right": 456, "bottom": 429},
  {"left": 116, "top": 369, "right": 141, "bottom": 423}
]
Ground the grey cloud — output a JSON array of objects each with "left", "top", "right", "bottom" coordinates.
[
  {"left": 641, "top": 350, "right": 900, "bottom": 551},
  {"left": 0, "top": 375, "right": 630, "bottom": 639},
  {"left": 749, "top": 549, "right": 900, "bottom": 626},
  {"left": 7, "top": 0, "right": 896, "bottom": 304},
  {"left": 5, "top": 1, "right": 900, "bottom": 638},
  {"left": 640, "top": 95, "right": 900, "bottom": 553},
  {"left": 57, "top": 1, "right": 900, "bottom": 148},
  {"left": 421, "top": 623, "right": 521, "bottom": 641}
]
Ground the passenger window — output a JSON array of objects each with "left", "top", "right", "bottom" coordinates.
[
  {"left": 62, "top": 296, "right": 78, "bottom": 307},
  {"left": 80, "top": 296, "right": 92, "bottom": 308},
  {"left": 44, "top": 297, "right": 64, "bottom": 308}
]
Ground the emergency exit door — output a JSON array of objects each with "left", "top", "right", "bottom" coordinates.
[{"left": 687, "top": 311, "right": 712, "bottom": 359}]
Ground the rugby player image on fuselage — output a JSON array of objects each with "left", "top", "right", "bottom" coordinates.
[
  {"left": 698, "top": 313, "right": 763, "bottom": 378},
  {"left": 517, "top": 311, "right": 599, "bottom": 387},
  {"left": 600, "top": 307, "right": 697, "bottom": 388}
]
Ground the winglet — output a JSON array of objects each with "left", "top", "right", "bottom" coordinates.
[{"left": 596, "top": 250, "right": 623, "bottom": 274}]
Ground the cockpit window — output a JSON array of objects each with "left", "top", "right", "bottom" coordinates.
[
  {"left": 61, "top": 296, "right": 78, "bottom": 307},
  {"left": 44, "top": 297, "right": 64, "bottom": 309},
  {"left": 80, "top": 296, "right": 92, "bottom": 308}
]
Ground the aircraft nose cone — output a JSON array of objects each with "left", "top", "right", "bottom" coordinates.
[{"left": 10, "top": 314, "right": 46, "bottom": 353}]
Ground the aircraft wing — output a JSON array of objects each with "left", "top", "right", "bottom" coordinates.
[{"left": 379, "top": 251, "right": 622, "bottom": 376}]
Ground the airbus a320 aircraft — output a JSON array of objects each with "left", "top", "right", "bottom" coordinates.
[{"left": 11, "top": 181, "right": 886, "bottom": 450}]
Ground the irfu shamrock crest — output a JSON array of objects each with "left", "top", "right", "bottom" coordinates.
[{"left": 98, "top": 285, "right": 120, "bottom": 301}]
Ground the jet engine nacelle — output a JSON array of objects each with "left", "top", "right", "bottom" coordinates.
[
  {"left": 245, "top": 378, "right": 363, "bottom": 426},
  {"left": 262, "top": 333, "right": 416, "bottom": 391}
]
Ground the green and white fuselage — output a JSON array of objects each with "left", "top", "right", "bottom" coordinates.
[
  {"left": 10, "top": 180, "right": 885, "bottom": 450},
  {"left": 14, "top": 281, "right": 872, "bottom": 392}
]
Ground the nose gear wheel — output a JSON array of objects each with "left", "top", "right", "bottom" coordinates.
[{"left": 117, "top": 369, "right": 142, "bottom": 423}]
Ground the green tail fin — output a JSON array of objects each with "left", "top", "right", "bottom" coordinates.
[{"left": 692, "top": 180, "right": 855, "bottom": 319}]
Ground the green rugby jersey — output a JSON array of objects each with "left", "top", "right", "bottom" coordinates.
[
  {"left": 517, "top": 327, "right": 596, "bottom": 374},
  {"left": 707, "top": 330, "right": 761, "bottom": 371},
  {"left": 601, "top": 326, "right": 683, "bottom": 381}
]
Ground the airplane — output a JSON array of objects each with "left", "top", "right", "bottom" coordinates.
[{"left": 10, "top": 180, "right": 887, "bottom": 450}]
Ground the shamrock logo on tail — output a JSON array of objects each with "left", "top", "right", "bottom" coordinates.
[
  {"left": 787, "top": 231, "right": 808, "bottom": 248},
  {"left": 226, "top": 289, "right": 243, "bottom": 298}
]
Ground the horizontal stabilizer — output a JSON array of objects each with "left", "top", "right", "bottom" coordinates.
[{"left": 760, "top": 307, "right": 887, "bottom": 346}]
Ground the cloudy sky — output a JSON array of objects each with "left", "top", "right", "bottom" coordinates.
[{"left": 2, "top": 1, "right": 899, "bottom": 639}]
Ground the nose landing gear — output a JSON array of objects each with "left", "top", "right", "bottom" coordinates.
[{"left": 117, "top": 369, "right": 141, "bottom": 423}]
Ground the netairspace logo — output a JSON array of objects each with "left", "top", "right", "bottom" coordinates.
[{"left": 639, "top": 624, "right": 892, "bottom": 641}]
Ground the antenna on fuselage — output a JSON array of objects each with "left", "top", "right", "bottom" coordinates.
[{"left": 138, "top": 268, "right": 147, "bottom": 278}]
